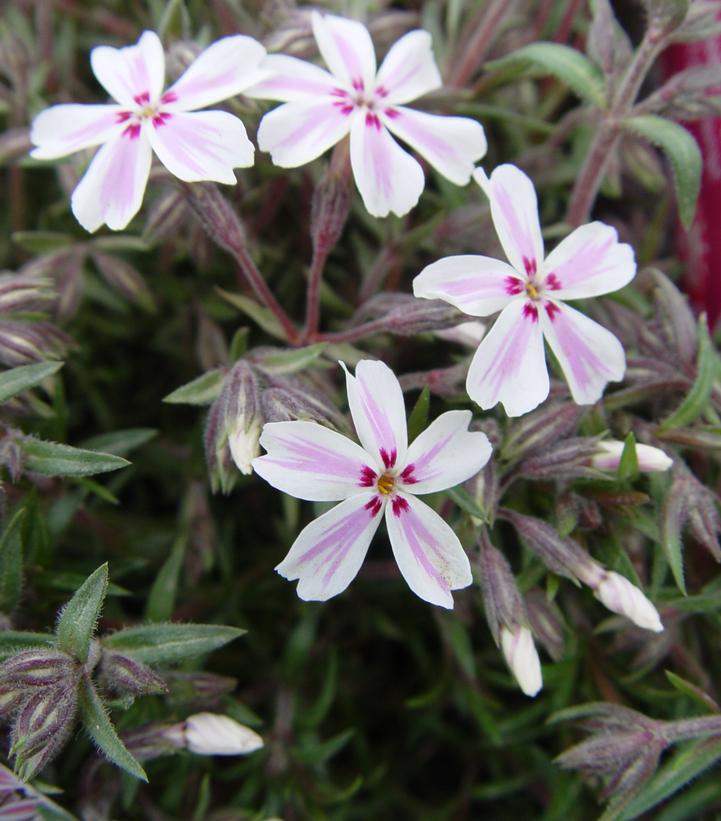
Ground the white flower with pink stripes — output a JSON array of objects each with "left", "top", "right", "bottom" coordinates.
[
  {"left": 245, "top": 12, "right": 487, "bottom": 218},
  {"left": 252, "top": 360, "right": 492, "bottom": 608},
  {"left": 413, "top": 164, "right": 636, "bottom": 416},
  {"left": 30, "top": 30, "right": 266, "bottom": 232}
]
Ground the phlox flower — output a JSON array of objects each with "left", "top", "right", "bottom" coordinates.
[
  {"left": 30, "top": 30, "right": 266, "bottom": 232},
  {"left": 245, "top": 12, "right": 487, "bottom": 218},
  {"left": 252, "top": 359, "right": 492, "bottom": 608},
  {"left": 413, "top": 164, "right": 637, "bottom": 416}
]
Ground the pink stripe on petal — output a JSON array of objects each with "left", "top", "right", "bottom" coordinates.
[
  {"left": 466, "top": 299, "right": 549, "bottom": 417},
  {"left": 275, "top": 492, "right": 382, "bottom": 601},
  {"left": 30, "top": 104, "right": 126, "bottom": 160},
  {"left": 90, "top": 31, "right": 165, "bottom": 108},
  {"left": 311, "top": 12, "right": 376, "bottom": 90},
  {"left": 386, "top": 493, "right": 472, "bottom": 608},
  {"left": 540, "top": 301, "right": 626, "bottom": 404},
  {"left": 375, "top": 30, "right": 442, "bottom": 105}
]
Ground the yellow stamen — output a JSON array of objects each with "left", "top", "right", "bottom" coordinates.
[
  {"left": 377, "top": 472, "right": 395, "bottom": 495},
  {"left": 525, "top": 281, "right": 539, "bottom": 300}
]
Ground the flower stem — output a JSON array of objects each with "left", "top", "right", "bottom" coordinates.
[
  {"left": 314, "top": 317, "right": 392, "bottom": 345},
  {"left": 664, "top": 715, "right": 721, "bottom": 744},
  {"left": 449, "top": 0, "right": 515, "bottom": 88},
  {"left": 184, "top": 183, "right": 299, "bottom": 344},
  {"left": 566, "top": 24, "right": 668, "bottom": 226}
]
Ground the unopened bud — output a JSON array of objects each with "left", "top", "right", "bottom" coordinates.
[
  {"left": 184, "top": 712, "right": 263, "bottom": 756},
  {"left": 0, "top": 321, "right": 67, "bottom": 366},
  {"left": 518, "top": 437, "right": 606, "bottom": 481},
  {"left": 477, "top": 529, "right": 524, "bottom": 643},
  {"left": 525, "top": 589, "right": 565, "bottom": 661},
  {"left": 353, "top": 292, "right": 466, "bottom": 336},
  {"left": 593, "top": 571, "right": 663, "bottom": 632},
  {"left": 311, "top": 151, "right": 352, "bottom": 256},
  {"left": 143, "top": 188, "right": 189, "bottom": 242},
  {"left": 0, "top": 273, "right": 55, "bottom": 314},
  {"left": 500, "top": 625, "right": 542, "bottom": 697},
  {"left": 0, "top": 648, "right": 77, "bottom": 689},
  {"left": 224, "top": 361, "right": 262, "bottom": 476},
  {"left": 91, "top": 253, "right": 154, "bottom": 311},
  {"left": 434, "top": 320, "right": 486, "bottom": 348},
  {"left": 11, "top": 685, "right": 78, "bottom": 780},
  {"left": 501, "top": 404, "right": 582, "bottom": 463},
  {"left": 664, "top": 466, "right": 721, "bottom": 561},
  {"left": 591, "top": 440, "right": 673, "bottom": 472},
  {"left": 184, "top": 183, "right": 247, "bottom": 258},
  {"left": 100, "top": 653, "right": 167, "bottom": 697}
]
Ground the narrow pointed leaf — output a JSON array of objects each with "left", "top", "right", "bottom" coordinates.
[
  {"left": 257, "top": 344, "right": 328, "bottom": 376},
  {"left": 617, "top": 433, "right": 640, "bottom": 480},
  {"left": 163, "top": 369, "right": 225, "bottom": 405},
  {"left": 19, "top": 438, "right": 130, "bottom": 477},
  {"left": 407, "top": 386, "right": 431, "bottom": 443},
  {"left": 486, "top": 42, "right": 607, "bottom": 108},
  {"left": 78, "top": 679, "right": 147, "bottom": 781},
  {"left": 56, "top": 564, "right": 108, "bottom": 662},
  {"left": 0, "top": 361, "right": 63, "bottom": 404},
  {"left": 661, "top": 490, "right": 686, "bottom": 595},
  {"left": 80, "top": 428, "right": 157, "bottom": 456},
  {"left": 216, "top": 288, "right": 285, "bottom": 339},
  {"left": 102, "top": 623, "right": 245, "bottom": 665},
  {"left": 622, "top": 115, "right": 702, "bottom": 228}
]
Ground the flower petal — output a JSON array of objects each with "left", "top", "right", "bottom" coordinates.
[
  {"left": 385, "top": 493, "right": 472, "bottom": 608},
  {"left": 276, "top": 492, "right": 383, "bottom": 601},
  {"left": 147, "top": 110, "right": 253, "bottom": 183},
  {"left": 30, "top": 104, "right": 125, "bottom": 160},
  {"left": 90, "top": 30, "right": 165, "bottom": 107},
  {"left": 257, "top": 100, "right": 351, "bottom": 168},
  {"left": 342, "top": 360, "right": 408, "bottom": 471},
  {"left": 474, "top": 164, "right": 544, "bottom": 277},
  {"left": 349, "top": 114, "right": 424, "bottom": 217},
  {"left": 164, "top": 35, "right": 266, "bottom": 112},
  {"left": 312, "top": 11, "right": 376, "bottom": 91},
  {"left": 382, "top": 107, "right": 486, "bottom": 185},
  {"left": 253, "top": 420, "right": 375, "bottom": 501},
  {"left": 244, "top": 54, "right": 340, "bottom": 101},
  {"left": 466, "top": 299, "right": 549, "bottom": 417},
  {"left": 413, "top": 254, "right": 520, "bottom": 316},
  {"left": 540, "top": 301, "right": 625, "bottom": 405},
  {"left": 70, "top": 129, "right": 152, "bottom": 232},
  {"left": 401, "top": 410, "right": 492, "bottom": 494},
  {"left": 541, "top": 222, "right": 636, "bottom": 299},
  {"left": 375, "top": 30, "right": 441, "bottom": 104}
]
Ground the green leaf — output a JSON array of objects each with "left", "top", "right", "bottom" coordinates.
[
  {"left": 90, "top": 235, "right": 150, "bottom": 253},
  {"left": 163, "top": 369, "right": 224, "bottom": 405},
  {"left": 485, "top": 42, "right": 607, "bottom": 108},
  {"left": 0, "top": 630, "right": 55, "bottom": 661},
  {"left": 145, "top": 536, "right": 185, "bottom": 622},
  {"left": 0, "top": 361, "right": 63, "bottom": 404},
  {"left": 445, "top": 484, "right": 488, "bottom": 523},
  {"left": 407, "top": 386, "right": 430, "bottom": 442},
  {"left": 80, "top": 428, "right": 157, "bottom": 456},
  {"left": 216, "top": 288, "right": 285, "bottom": 339},
  {"left": 102, "top": 623, "right": 245, "bottom": 665},
  {"left": 257, "top": 344, "right": 328, "bottom": 376},
  {"left": 661, "top": 489, "right": 686, "bottom": 595},
  {"left": 11, "top": 231, "right": 74, "bottom": 253},
  {"left": 0, "top": 509, "right": 24, "bottom": 612},
  {"left": 619, "top": 737, "right": 721, "bottom": 820},
  {"left": 19, "top": 438, "right": 130, "bottom": 477},
  {"left": 55, "top": 563, "right": 108, "bottom": 662},
  {"left": 228, "top": 327, "right": 250, "bottom": 361},
  {"left": 622, "top": 115, "right": 702, "bottom": 228},
  {"left": 78, "top": 679, "right": 147, "bottom": 782},
  {"left": 659, "top": 315, "right": 718, "bottom": 430},
  {"left": 665, "top": 670, "right": 720, "bottom": 713},
  {"left": 617, "top": 432, "right": 640, "bottom": 480}
]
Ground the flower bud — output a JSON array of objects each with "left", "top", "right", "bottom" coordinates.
[
  {"left": 352, "top": 292, "right": 467, "bottom": 335},
  {"left": 501, "top": 404, "right": 582, "bottom": 463},
  {"left": 0, "top": 273, "right": 55, "bottom": 314},
  {"left": 11, "top": 685, "right": 78, "bottom": 780},
  {"left": 477, "top": 530, "right": 524, "bottom": 644},
  {"left": 143, "top": 188, "right": 189, "bottom": 242},
  {"left": 310, "top": 154, "right": 352, "bottom": 256},
  {"left": 0, "top": 321, "right": 67, "bottom": 367},
  {"left": 91, "top": 253, "right": 154, "bottom": 312},
  {"left": 434, "top": 320, "right": 486, "bottom": 348},
  {"left": 100, "top": 652, "right": 167, "bottom": 697},
  {"left": 524, "top": 589, "right": 565, "bottom": 662},
  {"left": 518, "top": 437, "right": 606, "bottom": 481},
  {"left": 593, "top": 571, "right": 664, "bottom": 632},
  {"left": 0, "top": 647, "right": 77, "bottom": 689},
  {"left": 184, "top": 712, "right": 263, "bottom": 756},
  {"left": 591, "top": 440, "right": 673, "bottom": 472},
  {"left": 500, "top": 625, "right": 543, "bottom": 697}
]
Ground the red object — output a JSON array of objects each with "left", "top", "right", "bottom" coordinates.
[{"left": 663, "top": 33, "right": 721, "bottom": 330}]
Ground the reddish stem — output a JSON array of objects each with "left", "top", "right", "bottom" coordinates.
[{"left": 448, "top": 0, "right": 515, "bottom": 88}]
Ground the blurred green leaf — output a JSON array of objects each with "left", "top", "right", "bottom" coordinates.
[
  {"left": 163, "top": 369, "right": 224, "bottom": 405},
  {"left": 216, "top": 288, "right": 285, "bottom": 339},
  {"left": 0, "top": 509, "right": 24, "bottom": 613},
  {"left": 486, "top": 42, "right": 607, "bottom": 107},
  {"left": 622, "top": 115, "right": 701, "bottom": 228},
  {"left": 145, "top": 536, "right": 185, "bottom": 622},
  {"left": 665, "top": 670, "right": 720, "bottom": 713},
  {"left": 407, "top": 386, "right": 430, "bottom": 442},
  {"left": 617, "top": 433, "right": 640, "bottom": 480},
  {"left": 257, "top": 344, "right": 328, "bottom": 375},
  {"left": 11, "top": 231, "right": 74, "bottom": 252},
  {"left": 55, "top": 563, "right": 108, "bottom": 662},
  {"left": 80, "top": 428, "right": 157, "bottom": 456},
  {"left": 19, "top": 438, "right": 130, "bottom": 477},
  {"left": 0, "top": 361, "right": 63, "bottom": 404}
]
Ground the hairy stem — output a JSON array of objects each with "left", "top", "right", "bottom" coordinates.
[{"left": 449, "top": 0, "right": 516, "bottom": 88}]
